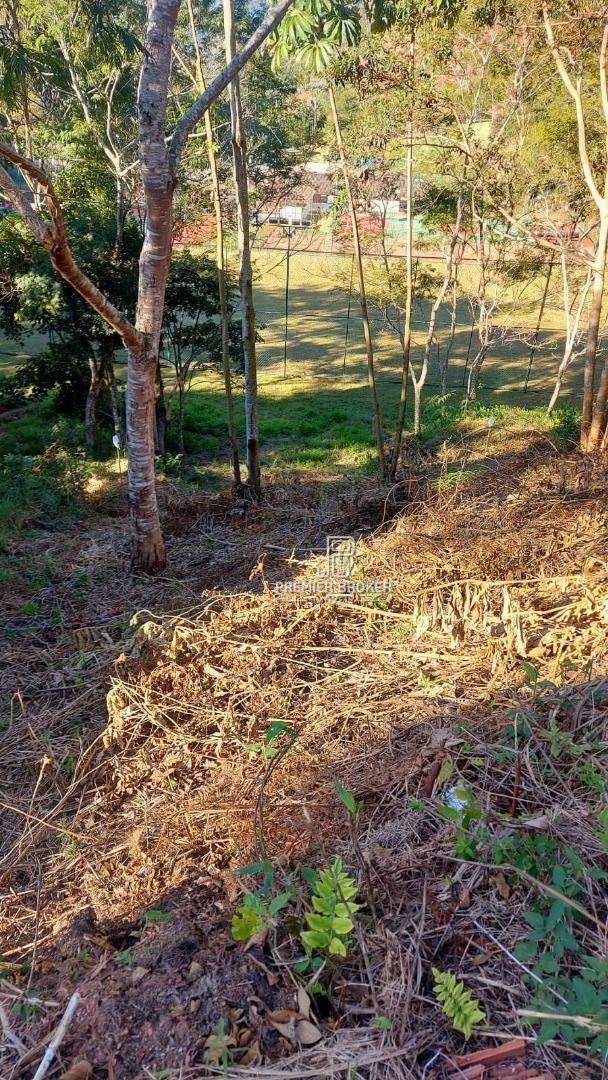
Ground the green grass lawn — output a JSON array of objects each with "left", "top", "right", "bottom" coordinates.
[
  {"left": 248, "top": 248, "right": 585, "bottom": 400},
  {"left": 0, "top": 245, "right": 586, "bottom": 403},
  {"left": 0, "top": 244, "right": 585, "bottom": 534}
]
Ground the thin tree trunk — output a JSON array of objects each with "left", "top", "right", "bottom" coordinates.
[
  {"left": 105, "top": 352, "right": 124, "bottom": 443},
  {"left": 442, "top": 273, "right": 458, "bottom": 395},
  {"left": 178, "top": 383, "right": 185, "bottom": 456},
  {"left": 585, "top": 211, "right": 608, "bottom": 449},
  {"left": 411, "top": 197, "right": 463, "bottom": 436},
  {"left": 115, "top": 174, "right": 125, "bottom": 255},
  {"left": 328, "top": 82, "right": 385, "bottom": 477},
  {"left": 186, "top": 0, "right": 242, "bottom": 489},
  {"left": 154, "top": 360, "right": 167, "bottom": 460},
  {"left": 389, "top": 30, "right": 415, "bottom": 477},
  {"left": 524, "top": 253, "right": 555, "bottom": 393},
  {"left": 466, "top": 217, "right": 489, "bottom": 404},
  {"left": 85, "top": 355, "right": 102, "bottom": 449},
  {"left": 466, "top": 339, "right": 488, "bottom": 403},
  {"left": 547, "top": 262, "right": 592, "bottom": 416},
  {"left": 127, "top": 0, "right": 182, "bottom": 570},
  {"left": 223, "top": 0, "right": 260, "bottom": 496}
]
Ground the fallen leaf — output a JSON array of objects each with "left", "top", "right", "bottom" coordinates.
[
  {"left": 270, "top": 1019, "right": 297, "bottom": 1041},
  {"left": 297, "top": 987, "right": 311, "bottom": 1019},
  {"left": 268, "top": 1009, "right": 300, "bottom": 1024},
  {"left": 59, "top": 1064, "right": 93, "bottom": 1080},
  {"left": 240, "top": 1040, "right": 261, "bottom": 1065},
  {"left": 295, "top": 1020, "right": 323, "bottom": 1045},
  {"left": 492, "top": 871, "right": 510, "bottom": 901},
  {"left": 203, "top": 663, "right": 225, "bottom": 679}
]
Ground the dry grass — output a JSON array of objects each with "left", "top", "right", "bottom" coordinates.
[{"left": 1, "top": 429, "right": 607, "bottom": 1079}]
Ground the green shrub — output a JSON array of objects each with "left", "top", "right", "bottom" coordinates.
[
  {"left": 0, "top": 444, "right": 88, "bottom": 544},
  {"left": 0, "top": 372, "right": 27, "bottom": 410}
]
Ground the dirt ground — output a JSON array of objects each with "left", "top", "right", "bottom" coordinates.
[{"left": 1, "top": 423, "right": 607, "bottom": 1079}]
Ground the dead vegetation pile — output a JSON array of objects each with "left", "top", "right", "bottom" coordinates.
[{"left": 1, "top": 435, "right": 608, "bottom": 1079}]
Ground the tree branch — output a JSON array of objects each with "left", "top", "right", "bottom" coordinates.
[
  {"left": 600, "top": 22, "right": 608, "bottom": 127},
  {"left": 0, "top": 142, "right": 142, "bottom": 352},
  {"left": 543, "top": 6, "right": 604, "bottom": 210},
  {"left": 168, "top": 0, "right": 295, "bottom": 174},
  {"left": 0, "top": 163, "right": 52, "bottom": 247}
]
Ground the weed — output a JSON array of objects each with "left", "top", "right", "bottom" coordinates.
[
  {"left": 204, "top": 1018, "right": 235, "bottom": 1072},
  {"left": 335, "top": 779, "right": 363, "bottom": 819},
  {"left": 432, "top": 969, "right": 486, "bottom": 1039},
  {"left": 434, "top": 468, "right": 477, "bottom": 493},
  {"left": 14, "top": 993, "right": 42, "bottom": 1021},
  {"left": 300, "top": 858, "right": 360, "bottom": 960},
  {"left": 438, "top": 786, "right": 487, "bottom": 860},
  {"left": 143, "top": 909, "right": 172, "bottom": 923},
  {"left": 244, "top": 721, "right": 296, "bottom": 759},
  {"left": 231, "top": 890, "right": 291, "bottom": 942},
  {"left": 61, "top": 839, "right": 79, "bottom": 861}
]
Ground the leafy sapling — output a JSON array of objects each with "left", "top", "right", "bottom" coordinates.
[
  {"left": 433, "top": 969, "right": 486, "bottom": 1039},
  {"left": 300, "top": 858, "right": 360, "bottom": 959}
]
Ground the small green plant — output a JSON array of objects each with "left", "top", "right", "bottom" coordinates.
[
  {"left": 371, "top": 1015, "right": 393, "bottom": 1030},
  {"left": 204, "top": 1017, "right": 235, "bottom": 1072},
  {"left": 335, "top": 780, "right": 364, "bottom": 819},
  {"left": 61, "top": 838, "right": 79, "bottom": 861},
  {"left": 432, "top": 969, "right": 486, "bottom": 1040},
  {"left": 143, "top": 908, "right": 172, "bottom": 923},
  {"left": 300, "top": 858, "right": 360, "bottom": 959},
  {"left": 231, "top": 890, "right": 291, "bottom": 942},
  {"left": 438, "top": 786, "right": 486, "bottom": 860},
  {"left": 528, "top": 956, "right": 608, "bottom": 1054},
  {"left": 244, "top": 721, "right": 296, "bottom": 759},
  {"left": 14, "top": 993, "right": 42, "bottom": 1021},
  {"left": 492, "top": 831, "right": 559, "bottom": 879}
]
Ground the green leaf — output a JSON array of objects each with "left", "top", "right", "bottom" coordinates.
[
  {"left": 328, "top": 936, "right": 347, "bottom": 957},
  {"left": 306, "top": 912, "right": 330, "bottom": 932},
  {"left": 231, "top": 906, "right": 265, "bottom": 942},
  {"left": 331, "top": 916, "right": 354, "bottom": 934},
  {"left": 143, "top": 908, "right": 171, "bottom": 922},
  {"left": 372, "top": 1016, "right": 393, "bottom": 1030},
  {"left": 301, "top": 929, "right": 330, "bottom": 950},
  {"left": 265, "top": 721, "right": 296, "bottom": 745},
  {"left": 268, "top": 892, "right": 292, "bottom": 917},
  {"left": 335, "top": 779, "right": 357, "bottom": 815},
  {"left": 521, "top": 660, "right": 538, "bottom": 685}
]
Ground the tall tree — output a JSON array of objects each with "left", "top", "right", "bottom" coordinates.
[
  {"left": 543, "top": 5, "right": 608, "bottom": 450},
  {"left": 223, "top": 0, "right": 261, "bottom": 496},
  {"left": 0, "top": 0, "right": 296, "bottom": 569}
]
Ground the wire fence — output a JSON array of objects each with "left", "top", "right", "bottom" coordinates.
[{"left": 247, "top": 238, "right": 585, "bottom": 402}]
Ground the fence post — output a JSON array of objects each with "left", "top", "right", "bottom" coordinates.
[
  {"left": 524, "top": 251, "right": 555, "bottom": 393},
  {"left": 282, "top": 223, "right": 295, "bottom": 378},
  {"left": 342, "top": 253, "right": 355, "bottom": 372}
]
